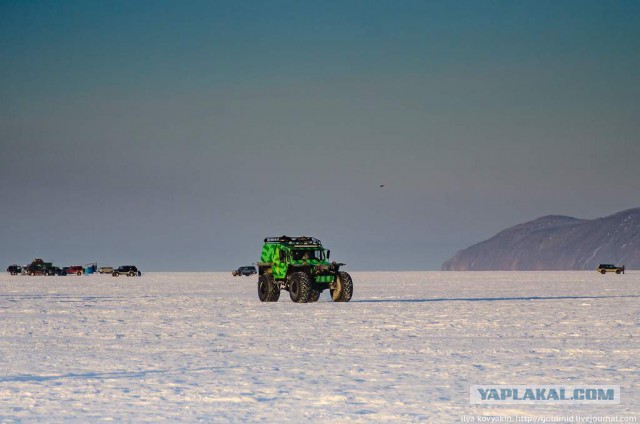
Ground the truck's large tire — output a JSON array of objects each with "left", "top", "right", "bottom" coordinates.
[
  {"left": 331, "top": 271, "right": 353, "bottom": 302},
  {"left": 288, "top": 272, "right": 312, "bottom": 303},
  {"left": 258, "top": 273, "right": 280, "bottom": 302},
  {"left": 308, "top": 289, "right": 321, "bottom": 303}
]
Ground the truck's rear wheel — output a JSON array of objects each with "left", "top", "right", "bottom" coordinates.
[
  {"left": 308, "top": 289, "right": 321, "bottom": 303},
  {"left": 331, "top": 271, "right": 353, "bottom": 302},
  {"left": 258, "top": 273, "right": 280, "bottom": 302},
  {"left": 288, "top": 272, "right": 312, "bottom": 303}
]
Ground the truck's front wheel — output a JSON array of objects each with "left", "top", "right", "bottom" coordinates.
[
  {"left": 258, "top": 273, "right": 280, "bottom": 302},
  {"left": 331, "top": 271, "right": 353, "bottom": 302}
]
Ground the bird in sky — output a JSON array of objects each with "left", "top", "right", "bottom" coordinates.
[{"left": 379, "top": 185, "right": 385, "bottom": 188}]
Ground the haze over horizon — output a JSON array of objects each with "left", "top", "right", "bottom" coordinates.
[{"left": 1, "top": 1, "right": 639, "bottom": 271}]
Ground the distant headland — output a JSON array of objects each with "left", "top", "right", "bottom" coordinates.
[{"left": 442, "top": 208, "right": 640, "bottom": 271}]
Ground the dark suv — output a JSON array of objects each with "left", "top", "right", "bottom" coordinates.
[
  {"left": 232, "top": 266, "right": 257, "bottom": 276},
  {"left": 7, "top": 265, "right": 22, "bottom": 275},
  {"left": 112, "top": 265, "right": 141, "bottom": 277},
  {"left": 44, "top": 266, "right": 64, "bottom": 276}
]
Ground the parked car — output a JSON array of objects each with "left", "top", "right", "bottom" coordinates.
[
  {"left": 6, "top": 265, "right": 22, "bottom": 275},
  {"left": 44, "top": 265, "right": 64, "bottom": 276},
  {"left": 65, "top": 265, "right": 84, "bottom": 276},
  {"left": 596, "top": 264, "right": 624, "bottom": 274},
  {"left": 232, "top": 266, "right": 257, "bottom": 277},
  {"left": 98, "top": 266, "right": 114, "bottom": 274},
  {"left": 112, "top": 265, "right": 141, "bottom": 277}
]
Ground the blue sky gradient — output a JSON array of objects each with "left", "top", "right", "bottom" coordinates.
[{"left": 1, "top": 1, "right": 639, "bottom": 270}]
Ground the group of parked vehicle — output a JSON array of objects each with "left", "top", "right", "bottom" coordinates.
[{"left": 6, "top": 259, "right": 142, "bottom": 277}]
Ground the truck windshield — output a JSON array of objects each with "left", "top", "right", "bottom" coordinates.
[{"left": 292, "top": 250, "right": 324, "bottom": 261}]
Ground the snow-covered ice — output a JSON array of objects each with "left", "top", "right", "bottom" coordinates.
[{"left": 1, "top": 271, "right": 638, "bottom": 422}]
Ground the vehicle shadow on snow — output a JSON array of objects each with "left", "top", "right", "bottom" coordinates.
[
  {"left": 0, "top": 366, "right": 232, "bottom": 383},
  {"left": 352, "top": 294, "right": 640, "bottom": 303}
]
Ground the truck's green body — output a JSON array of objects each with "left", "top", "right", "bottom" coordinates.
[{"left": 257, "top": 236, "right": 353, "bottom": 303}]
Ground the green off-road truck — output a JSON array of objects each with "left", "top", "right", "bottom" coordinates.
[{"left": 257, "top": 236, "right": 353, "bottom": 303}]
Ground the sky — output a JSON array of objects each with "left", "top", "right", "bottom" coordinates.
[{"left": 1, "top": 0, "right": 639, "bottom": 271}]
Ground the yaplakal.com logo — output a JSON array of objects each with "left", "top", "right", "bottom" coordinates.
[{"left": 470, "top": 385, "right": 620, "bottom": 404}]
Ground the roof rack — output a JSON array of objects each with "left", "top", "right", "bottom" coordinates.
[{"left": 263, "top": 235, "right": 323, "bottom": 247}]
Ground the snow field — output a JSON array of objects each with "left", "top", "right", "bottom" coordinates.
[{"left": 1, "top": 271, "right": 638, "bottom": 422}]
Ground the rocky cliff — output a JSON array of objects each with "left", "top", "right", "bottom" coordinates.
[{"left": 442, "top": 208, "right": 640, "bottom": 270}]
